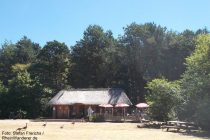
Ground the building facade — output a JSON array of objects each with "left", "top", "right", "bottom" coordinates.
[{"left": 48, "top": 88, "right": 132, "bottom": 119}]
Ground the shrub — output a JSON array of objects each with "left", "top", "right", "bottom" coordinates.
[
  {"left": 146, "top": 79, "right": 181, "bottom": 121},
  {"left": 91, "top": 115, "right": 105, "bottom": 122}
]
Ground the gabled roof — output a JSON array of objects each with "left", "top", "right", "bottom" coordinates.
[{"left": 48, "top": 88, "right": 132, "bottom": 105}]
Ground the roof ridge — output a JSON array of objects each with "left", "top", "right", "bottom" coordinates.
[{"left": 62, "top": 88, "right": 123, "bottom": 91}]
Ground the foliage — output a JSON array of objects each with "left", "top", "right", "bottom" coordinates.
[
  {"left": 11, "top": 63, "right": 31, "bottom": 73},
  {"left": 70, "top": 25, "right": 117, "bottom": 88},
  {"left": 0, "top": 23, "right": 209, "bottom": 119},
  {"left": 91, "top": 115, "right": 105, "bottom": 122},
  {"left": 8, "top": 71, "right": 39, "bottom": 118},
  {"left": 118, "top": 23, "right": 169, "bottom": 103},
  {"left": 180, "top": 34, "right": 210, "bottom": 129},
  {"left": 162, "top": 30, "right": 197, "bottom": 80},
  {"left": 146, "top": 79, "right": 181, "bottom": 121},
  {"left": 0, "top": 42, "right": 17, "bottom": 85},
  {"left": 120, "top": 23, "right": 167, "bottom": 79},
  {"left": 30, "top": 40, "right": 71, "bottom": 91},
  {"left": 0, "top": 63, "right": 52, "bottom": 118},
  {"left": 117, "top": 23, "right": 199, "bottom": 103},
  {"left": 0, "top": 81, "right": 7, "bottom": 94},
  {"left": 0, "top": 37, "right": 40, "bottom": 85},
  {"left": 15, "top": 36, "right": 40, "bottom": 63}
]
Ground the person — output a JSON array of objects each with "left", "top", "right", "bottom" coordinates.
[
  {"left": 138, "top": 109, "right": 143, "bottom": 123},
  {"left": 87, "top": 106, "right": 94, "bottom": 121}
]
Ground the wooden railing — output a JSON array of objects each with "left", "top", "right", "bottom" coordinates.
[{"left": 95, "top": 113, "right": 139, "bottom": 121}]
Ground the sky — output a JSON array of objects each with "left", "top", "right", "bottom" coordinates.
[{"left": 0, "top": 0, "right": 210, "bottom": 47}]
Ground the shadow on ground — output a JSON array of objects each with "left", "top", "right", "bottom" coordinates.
[
  {"left": 137, "top": 122, "right": 163, "bottom": 129},
  {"left": 137, "top": 123, "right": 210, "bottom": 139},
  {"left": 179, "top": 131, "right": 210, "bottom": 139}
]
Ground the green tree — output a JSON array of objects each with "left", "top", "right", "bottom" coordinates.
[
  {"left": 119, "top": 22, "right": 168, "bottom": 103},
  {"left": 180, "top": 34, "right": 210, "bottom": 129},
  {"left": 5, "top": 63, "right": 52, "bottom": 118},
  {"left": 99, "top": 44, "right": 126, "bottom": 88},
  {"left": 30, "top": 40, "right": 71, "bottom": 91},
  {"left": 70, "top": 25, "right": 117, "bottom": 88},
  {"left": 15, "top": 36, "right": 40, "bottom": 63},
  {"left": 0, "top": 81, "right": 8, "bottom": 118},
  {"left": 0, "top": 42, "right": 17, "bottom": 85},
  {"left": 146, "top": 79, "right": 181, "bottom": 121},
  {"left": 0, "top": 37, "right": 40, "bottom": 85},
  {"left": 162, "top": 30, "right": 197, "bottom": 80},
  {"left": 120, "top": 22, "right": 168, "bottom": 78}
]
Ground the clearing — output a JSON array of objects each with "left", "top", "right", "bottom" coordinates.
[{"left": 0, "top": 120, "right": 209, "bottom": 140}]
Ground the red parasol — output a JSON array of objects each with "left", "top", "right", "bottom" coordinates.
[
  {"left": 99, "top": 104, "right": 113, "bottom": 115},
  {"left": 115, "top": 103, "right": 129, "bottom": 107},
  {"left": 136, "top": 103, "right": 149, "bottom": 108},
  {"left": 115, "top": 103, "right": 129, "bottom": 121},
  {"left": 99, "top": 104, "right": 113, "bottom": 108}
]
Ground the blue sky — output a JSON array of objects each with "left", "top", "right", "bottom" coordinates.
[{"left": 0, "top": 0, "right": 210, "bottom": 47}]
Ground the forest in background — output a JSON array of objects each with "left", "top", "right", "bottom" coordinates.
[{"left": 0, "top": 22, "right": 210, "bottom": 129}]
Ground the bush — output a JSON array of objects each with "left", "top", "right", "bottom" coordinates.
[
  {"left": 179, "top": 35, "right": 210, "bottom": 130},
  {"left": 91, "top": 115, "right": 105, "bottom": 122},
  {"left": 146, "top": 79, "right": 181, "bottom": 121},
  {"left": 193, "top": 97, "right": 210, "bottom": 130}
]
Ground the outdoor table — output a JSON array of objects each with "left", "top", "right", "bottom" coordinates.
[
  {"left": 163, "top": 121, "right": 197, "bottom": 132},
  {"left": 177, "top": 121, "right": 196, "bottom": 132}
]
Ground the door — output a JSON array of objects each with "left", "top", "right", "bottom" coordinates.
[
  {"left": 56, "top": 106, "right": 69, "bottom": 119},
  {"left": 63, "top": 106, "right": 69, "bottom": 118}
]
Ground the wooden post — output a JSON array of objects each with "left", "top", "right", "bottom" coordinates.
[
  {"left": 122, "top": 108, "right": 124, "bottom": 121},
  {"left": 100, "top": 108, "right": 102, "bottom": 115},
  {"left": 53, "top": 106, "right": 56, "bottom": 119},
  {"left": 123, "top": 107, "right": 125, "bottom": 121},
  {"left": 68, "top": 106, "right": 70, "bottom": 119}
]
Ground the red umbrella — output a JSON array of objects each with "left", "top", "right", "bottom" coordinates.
[
  {"left": 99, "top": 104, "right": 113, "bottom": 108},
  {"left": 115, "top": 103, "right": 129, "bottom": 120},
  {"left": 115, "top": 103, "right": 129, "bottom": 107},
  {"left": 136, "top": 103, "right": 149, "bottom": 108},
  {"left": 99, "top": 104, "right": 113, "bottom": 115}
]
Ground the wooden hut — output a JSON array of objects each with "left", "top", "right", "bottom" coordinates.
[{"left": 48, "top": 88, "right": 132, "bottom": 119}]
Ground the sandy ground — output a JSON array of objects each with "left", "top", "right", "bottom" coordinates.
[{"left": 0, "top": 120, "right": 209, "bottom": 140}]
